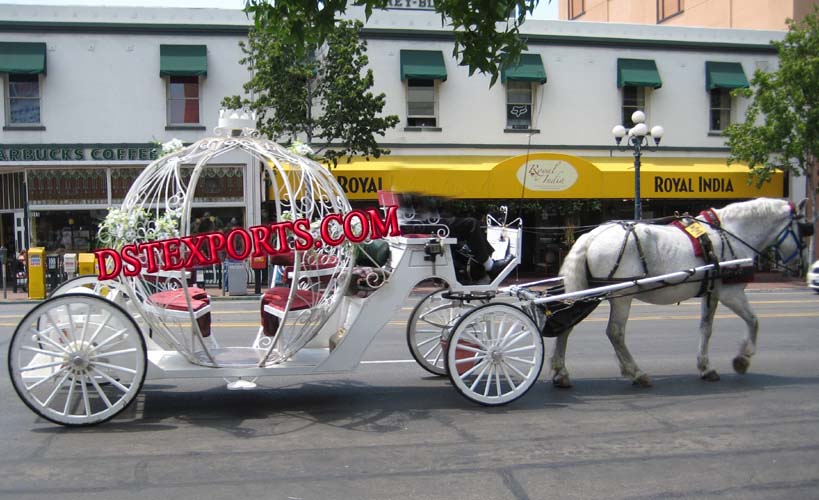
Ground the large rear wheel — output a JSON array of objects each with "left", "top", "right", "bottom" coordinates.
[{"left": 8, "top": 294, "right": 146, "bottom": 426}]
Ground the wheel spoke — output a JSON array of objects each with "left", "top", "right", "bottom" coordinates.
[
  {"left": 88, "top": 373, "right": 113, "bottom": 409},
  {"left": 45, "top": 311, "right": 69, "bottom": 343},
  {"left": 20, "top": 360, "right": 66, "bottom": 372},
  {"left": 90, "top": 367, "right": 130, "bottom": 393},
  {"left": 27, "top": 367, "right": 69, "bottom": 391},
  {"left": 88, "top": 328, "right": 128, "bottom": 353},
  {"left": 505, "top": 356, "right": 536, "bottom": 366},
  {"left": 63, "top": 374, "right": 77, "bottom": 415},
  {"left": 500, "top": 363, "right": 518, "bottom": 391},
  {"left": 458, "top": 357, "right": 488, "bottom": 378},
  {"left": 504, "top": 345, "right": 536, "bottom": 355},
  {"left": 469, "top": 361, "right": 491, "bottom": 391},
  {"left": 422, "top": 342, "right": 442, "bottom": 362},
  {"left": 416, "top": 335, "right": 441, "bottom": 348},
  {"left": 20, "top": 345, "right": 64, "bottom": 358},
  {"left": 90, "top": 348, "right": 137, "bottom": 359},
  {"left": 504, "top": 360, "right": 529, "bottom": 380},
  {"left": 483, "top": 365, "right": 495, "bottom": 397},
  {"left": 460, "top": 331, "right": 488, "bottom": 350},
  {"left": 498, "top": 328, "right": 528, "bottom": 349},
  {"left": 30, "top": 327, "right": 69, "bottom": 354},
  {"left": 494, "top": 368, "right": 503, "bottom": 397},
  {"left": 93, "top": 361, "right": 136, "bottom": 376},
  {"left": 455, "top": 354, "right": 486, "bottom": 365},
  {"left": 41, "top": 370, "right": 72, "bottom": 407},
  {"left": 455, "top": 343, "right": 486, "bottom": 355},
  {"left": 85, "top": 310, "right": 112, "bottom": 346},
  {"left": 80, "top": 375, "right": 92, "bottom": 417}
]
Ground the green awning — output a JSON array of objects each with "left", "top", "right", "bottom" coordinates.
[
  {"left": 705, "top": 61, "right": 749, "bottom": 89},
  {"left": 0, "top": 42, "right": 46, "bottom": 74},
  {"left": 617, "top": 58, "right": 662, "bottom": 89},
  {"left": 160, "top": 45, "right": 207, "bottom": 77},
  {"left": 501, "top": 54, "right": 547, "bottom": 84},
  {"left": 400, "top": 50, "right": 447, "bottom": 81}
]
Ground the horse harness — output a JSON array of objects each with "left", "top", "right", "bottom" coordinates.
[{"left": 587, "top": 209, "right": 741, "bottom": 298}]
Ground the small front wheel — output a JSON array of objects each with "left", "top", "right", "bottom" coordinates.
[
  {"left": 446, "top": 303, "right": 543, "bottom": 406},
  {"left": 8, "top": 294, "right": 147, "bottom": 426},
  {"left": 407, "top": 288, "right": 487, "bottom": 376}
]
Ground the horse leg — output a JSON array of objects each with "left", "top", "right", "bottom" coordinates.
[
  {"left": 550, "top": 329, "right": 573, "bottom": 388},
  {"left": 606, "top": 297, "right": 652, "bottom": 387},
  {"left": 698, "top": 293, "right": 721, "bottom": 381},
  {"left": 718, "top": 290, "right": 759, "bottom": 374}
]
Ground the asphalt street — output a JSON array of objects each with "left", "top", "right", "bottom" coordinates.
[{"left": 1, "top": 288, "right": 818, "bottom": 500}]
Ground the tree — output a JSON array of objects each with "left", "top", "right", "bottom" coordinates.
[
  {"left": 224, "top": 18, "right": 399, "bottom": 165},
  {"left": 243, "top": 0, "right": 543, "bottom": 84},
  {"left": 726, "top": 7, "right": 819, "bottom": 263}
]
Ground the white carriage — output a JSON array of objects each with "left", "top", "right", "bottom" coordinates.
[{"left": 8, "top": 113, "right": 539, "bottom": 426}]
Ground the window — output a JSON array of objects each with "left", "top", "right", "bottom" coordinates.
[
  {"left": 507, "top": 81, "right": 533, "bottom": 130},
  {"left": 167, "top": 76, "right": 200, "bottom": 125},
  {"left": 406, "top": 79, "right": 436, "bottom": 127},
  {"left": 622, "top": 86, "right": 646, "bottom": 129},
  {"left": 569, "top": 0, "right": 585, "bottom": 19},
  {"left": 658, "top": 0, "right": 683, "bottom": 23},
  {"left": 709, "top": 88, "right": 731, "bottom": 133},
  {"left": 6, "top": 74, "right": 41, "bottom": 125}
]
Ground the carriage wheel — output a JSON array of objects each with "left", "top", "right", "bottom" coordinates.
[
  {"left": 50, "top": 275, "right": 145, "bottom": 335},
  {"left": 407, "top": 288, "right": 488, "bottom": 376},
  {"left": 8, "top": 294, "right": 146, "bottom": 426},
  {"left": 50, "top": 275, "right": 111, "bottom": 298},
  {"left": 446, "top": 303, "right": 543, "bottom": 406}
]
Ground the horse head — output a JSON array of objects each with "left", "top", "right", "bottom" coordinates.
[{"left": 716, "top": 198, "right": 808, "bottom": 273}]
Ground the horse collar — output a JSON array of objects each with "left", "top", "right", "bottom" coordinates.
[{"left": 699, "top": 208, "right": 720, "bottom": 227}]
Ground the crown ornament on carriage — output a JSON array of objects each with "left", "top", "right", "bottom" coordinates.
[{"left": 215, "top": 108, "right": 258, "bottom": 137}]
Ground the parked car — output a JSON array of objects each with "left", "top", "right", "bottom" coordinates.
[{"left": 808, "top": 260, "right": 819, "bottom": 293}]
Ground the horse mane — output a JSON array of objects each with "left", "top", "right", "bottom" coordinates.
[{"left": 715, "top": 198, "right": 787, "bottom": 223}]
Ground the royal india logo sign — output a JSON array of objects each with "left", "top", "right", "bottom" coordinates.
[{"left": 517, "top": 160, "right": 578, "bottom": 192}]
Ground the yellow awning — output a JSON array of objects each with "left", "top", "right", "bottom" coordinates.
[{"left": 269, "top": 154, "right": 784, "bottom": 201}]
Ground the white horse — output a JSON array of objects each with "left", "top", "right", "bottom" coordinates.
[{"left": 553, "top": 197, "right": 808, "bottom": 388}]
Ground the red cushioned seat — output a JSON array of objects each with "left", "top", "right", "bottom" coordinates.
[
  {"left": 260, "top": 287, "right": 322, "bottom": 337},
  {"left": 148, "top": 287, "right": 212, "bottom": 337}
]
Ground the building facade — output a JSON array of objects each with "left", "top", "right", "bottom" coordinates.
[
  {"left": 560, "top": 0, "right": 819, "bottom": 29},
  {"left": 0, "top": 4, "right": 791, "bottom": 276}
]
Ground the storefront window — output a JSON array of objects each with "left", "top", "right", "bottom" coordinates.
[
  {"left": 181, "top": 165, "right": 244, "bottom": 202},
  {"left": 30, "top": 209, "right": 108, "bottom": 252},
  {"left": 27, "top": 168, "right": 107, "bottom": 206},
  {"left": 111, "top": 167, "right": 145, "bottom": 203}
]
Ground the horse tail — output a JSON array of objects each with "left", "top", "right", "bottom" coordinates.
[{"left": 559, "top": 230, "right": 594, "bottom": 292}]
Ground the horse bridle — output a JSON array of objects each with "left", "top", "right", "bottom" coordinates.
[{"left": 700, "top": 202, "right": 812, "bottom": 274}]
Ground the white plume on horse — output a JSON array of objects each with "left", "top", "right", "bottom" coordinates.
[{"left": 553, "top": 197, "right": 808, "bottom": 389}]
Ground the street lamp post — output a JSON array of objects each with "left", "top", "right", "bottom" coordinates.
[{"left": 612, "top": 110, "right": 664, "bottom": 220}]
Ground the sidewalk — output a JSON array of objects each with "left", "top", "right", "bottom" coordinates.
[{"left": 0, "top": 273, "right": 808, "bottom": 304}]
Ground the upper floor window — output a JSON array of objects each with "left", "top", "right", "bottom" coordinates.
[
  {"left": 406, "top": 79, "right": 437, "bottom": 127},
  {"left": 6, "top": 74, "right": 41, "bottom": 125},
  {"left": 658, "top": 0, "right": 683, "bottom": 23},
  {"left": 507, "top": 81, "right": 533, "bottom": 130},
  {"left": 167, "top": 76, "right": 201, "bottom": 125},
  {"left": 159, "top": 44, "right": 207, "bottom": 127},
  {"left": 709, "top": 89, "right": 731, "bottom": 133},
  {"left": 569, "top": 0, "right": 585, "bottom": 19},
  {"left": 622, "top": 86, "right": 646, "bottom": 129}
]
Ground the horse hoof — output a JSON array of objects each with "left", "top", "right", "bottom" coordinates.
[
  {"left": 552, "top": 375, "right": 573, "bottom": 389},
  {"left": 632, "top": 374, "right": 653, "bottom": 387},
  {"left": 700, "top": 369, "right": 720, "bottom": 382},
  {"left": 733, "top": 356, "right": 750, "bottom": 374}
]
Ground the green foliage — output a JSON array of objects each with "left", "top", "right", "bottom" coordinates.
[
  {"left": 725, "top": 7, "right": 819, "bottom": 186},
  {"left": 242, "top": 0, "right": 543, "bottom": 85},
  {"left": 725, "top": 6, "right": 819, "bottom": 261},
  {"left": 223, "top": 18, "right": 399, "bottom": 166}
]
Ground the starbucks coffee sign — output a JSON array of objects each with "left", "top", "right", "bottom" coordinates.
[{"left": 0, "top": 144, "right": 158, "bottom": 162}]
